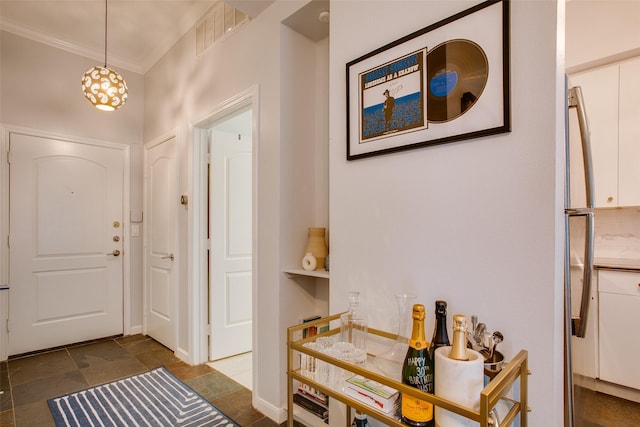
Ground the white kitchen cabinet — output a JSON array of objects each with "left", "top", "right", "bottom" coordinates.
[
  {"left": 569, "top": 57, "right": 640, "bottom": 208},
  {"left": 569, "top": 65, "right": 618, "bottom": 208},
  {"left": 618, "top": 58, "right": 640, "bottom": 206},
  {"left": 598, "top": 269, "right": 640, "bottom": 390}
]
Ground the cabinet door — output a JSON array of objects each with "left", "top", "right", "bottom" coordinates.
[
  {"left": 598, "top": 271, "right": 640, "bottom": 390},
  {"left": 618, "top": 57, "right": 640, "bottom": 207},
  {"left": 569, "top": 65, "right": 619, "bottom": 208}
]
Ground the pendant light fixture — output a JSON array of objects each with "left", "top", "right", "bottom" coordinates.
[{"left": 81, "top": 0, "right": 128, "bottom": 111}]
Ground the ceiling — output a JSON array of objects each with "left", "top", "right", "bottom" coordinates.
[{"left": 0, "top": 0, "right": 274, "bottom": 74}]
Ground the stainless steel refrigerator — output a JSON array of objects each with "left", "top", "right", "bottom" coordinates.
[{"left": 564, "top": 80, "right": 595, "bottom": 427}]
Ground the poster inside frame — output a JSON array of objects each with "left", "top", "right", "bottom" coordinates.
[{"left": 346, "top": 0, "right": 510, "bottom": 160}]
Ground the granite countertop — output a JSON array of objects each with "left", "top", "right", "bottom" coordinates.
[{"left": 594, "top": 257, "right": 640, "bottom": 271}]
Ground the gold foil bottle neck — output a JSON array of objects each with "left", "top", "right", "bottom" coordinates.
[
  {"left": 449, "top": 314, "right": 469, "bottom": 361},
  {"left": 412, "top": 304, "right": 425, "bottom": 321},
  {"left": 452, "top": 314, "right": 467, "bottom": 332}
]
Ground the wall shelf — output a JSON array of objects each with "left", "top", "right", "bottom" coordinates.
[{"left": 283, "top": 268, "right": 329, "bottom": 280}]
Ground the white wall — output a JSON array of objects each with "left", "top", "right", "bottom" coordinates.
[
  {"left": 142, "top": 1, "right": 328, "bottom": 419},
  {"left": 0, "top": 32, "right": 143, "bottom": 145},
  {"left": 279, "top": 27, "right": 331, "bottom": 321},
  {"left": 329, "top": 1, "right": 565, "bottom": 425},
  {"left": 0, "top": 30, "right": 146, "bottom": 331}
]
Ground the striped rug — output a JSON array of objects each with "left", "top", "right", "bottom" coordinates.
[{"left": 48, "top": 366, "right": 239, "bottom": 427}]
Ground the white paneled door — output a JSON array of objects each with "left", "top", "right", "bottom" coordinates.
[
  {"left": 209, "top": 119, "right": 252, "bottom": 361},
  {"left": 144, "top": 137, "right": 177, "bottom": 350},
  {"left": 8, "top": 133, "right": 124, "bottom": 356}
]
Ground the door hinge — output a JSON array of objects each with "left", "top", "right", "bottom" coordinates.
[
  {"left": 207, "top": 324, "right": 212, "bottom": 336},
  {"left": 6, "top": 150, "right": 11, "bottom": 164},
  {"left": 5, "top": 319, "right": 9, "bottom": 334},
  {"left": 207, "top": 239, "right": 211, "bottom": 251}
]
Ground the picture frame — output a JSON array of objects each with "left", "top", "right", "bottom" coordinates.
[{"left": 346, "top": 0, "right": 510, "bottom": 160}]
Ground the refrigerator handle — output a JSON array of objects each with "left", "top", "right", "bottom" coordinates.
[
  {"left": 568, "top": 86, "right": 595, "bottom": 209},
  {"left": 571, "top": 211, "right": 595, "bottom": 338}
]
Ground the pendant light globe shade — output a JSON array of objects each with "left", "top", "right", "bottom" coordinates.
[{"left": 82, "top": 65, "right": 128, "bottom": 111}]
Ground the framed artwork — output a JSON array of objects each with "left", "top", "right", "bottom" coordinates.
[{"left": 346, "top": 0, "right": 510, "bottom": 160}]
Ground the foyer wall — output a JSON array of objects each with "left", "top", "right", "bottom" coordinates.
[
  {"left": 0, "top": 30, "right": 146, "bottom": 333},
  {"left": 329, "top": 1, "right": 564, "bottom": 425},
  {"left": 0, "top": 32, "right": 143, "bottom": 145},
  {"left": 142, "top": 1, "right": 327, "bottom": 420}
]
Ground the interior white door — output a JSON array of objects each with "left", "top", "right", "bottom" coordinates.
[
  {"left": 144, "top": 137, "right": 177, "bottom": 350},
  {"left": 209, "top": 116, "right": 253, "bottom": 361},
  {"left": 8, "top": 132, "right": 124, "bottom": 356}
]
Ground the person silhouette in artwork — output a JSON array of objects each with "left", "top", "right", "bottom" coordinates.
[{"left": 383, "top": 89, "right": 395, "bottom": 131}]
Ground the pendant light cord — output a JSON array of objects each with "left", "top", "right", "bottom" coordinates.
[{"left": 104, "top": 0, "right": 108, "bottom": 67}]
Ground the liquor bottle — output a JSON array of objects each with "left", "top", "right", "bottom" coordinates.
[
  {"left": 401, "top": 304, "right": 434, "bottom": 427},
  {"left": 351, "top": 411, "right": 370, "bottom": 427},
  {"left": 430, "top": 300, "right": 450, "bottom": 358}
]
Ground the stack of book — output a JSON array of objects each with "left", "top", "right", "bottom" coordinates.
[
  {"left": 293, "top": 314, "right": 330, "bottom": 341},
  {"left": 293, "top": 314, "right": 331, "bottom": 423},
  {"left": 293, "top": 383, "right": 329, "bottom": 423},
  {"left": 344, "top": 374, "right": 400, "bottom": 415}
]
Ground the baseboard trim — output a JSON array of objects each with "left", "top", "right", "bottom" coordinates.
[
  {"left": 253, "top": 396, "right": 287, "bottom": 424},
  {"left": 128, "top": 325, "right": 143, "bottom": 335},
  {"left": 175, "top": 346, "right": 190, "bottom": 364}
]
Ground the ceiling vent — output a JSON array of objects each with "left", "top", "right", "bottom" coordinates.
[{"left": 196, "top": 1, "right": 249, "bottom": 56}]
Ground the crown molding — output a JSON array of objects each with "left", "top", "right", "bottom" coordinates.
[{"left": 1, "top": 17, "right": 144, "bottom": 75}]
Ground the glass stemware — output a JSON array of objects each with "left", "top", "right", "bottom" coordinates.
[{"left": 373, "top": 293, "right": 417, "bottom": 380}]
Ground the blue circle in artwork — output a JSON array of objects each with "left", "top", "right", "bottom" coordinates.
[{"left": 430, "top": 71, "right": 459, "bottom": 97}]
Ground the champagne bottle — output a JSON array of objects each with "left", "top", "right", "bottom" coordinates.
[
  {"left": 401, "top": 304, "right": 434, "bottom": 427},
  {"left": 449, "top": 314, "right": 469, "bottom": 361},
  {"left": 430, "top": 300, "right": 450, "bottom": 358},
  {"left": 351, "top": 411, "right": 370, "bottom": 427}
]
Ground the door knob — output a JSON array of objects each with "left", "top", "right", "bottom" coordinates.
[
  {"left": 162, "top": 253, "right": 175, "bottom": 260},
  {"left": 107, "top": 250, "right": 121, "bottom": 256}
]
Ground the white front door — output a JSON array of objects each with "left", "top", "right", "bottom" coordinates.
[
  {"left": 144, "top": 137, "right": 177, "bottom": 350},
  {"left": 209, "top": 111, "right": 253, "bottom": 360},
  {"left": 8, "top": 132, "right": 124, "bottom": 356}
]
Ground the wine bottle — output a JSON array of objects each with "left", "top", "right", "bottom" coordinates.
[
  {"left": 401, "top": 304, "right": 434, "bottom": 427},
  {"left": 449, "top": 314, "right": 469, "bottom": 361},
  {"left": 351, "top": 411, "right": 370, "bottom": 427},
  {"left": 430, "top": 300, "right": 450, "bottom": 358}
]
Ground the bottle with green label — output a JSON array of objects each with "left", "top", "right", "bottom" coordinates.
[{"left": 401, "top": 304, "right": 435, "bottom": 427}]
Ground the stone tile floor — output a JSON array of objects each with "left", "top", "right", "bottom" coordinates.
[
  {"left": 6, "top": 335, "right": 635, "bottom": 426},
  {"left": 0, "top": 335, "right": 283, "bottom": 427},
  {"left": 574, "top": 385, "right": 640, "bottom": 427}
]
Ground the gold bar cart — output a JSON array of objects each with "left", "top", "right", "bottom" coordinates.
[{"left": 287, "top": 313, "right": 530, "bottom": 427}]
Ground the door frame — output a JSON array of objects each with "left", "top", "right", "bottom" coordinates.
[
  {"left": 189, "top": 86, "right": 259, "bottom": 370},
  {"left": 0, "top": 125, "right": 132, "bottom": 341}
]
